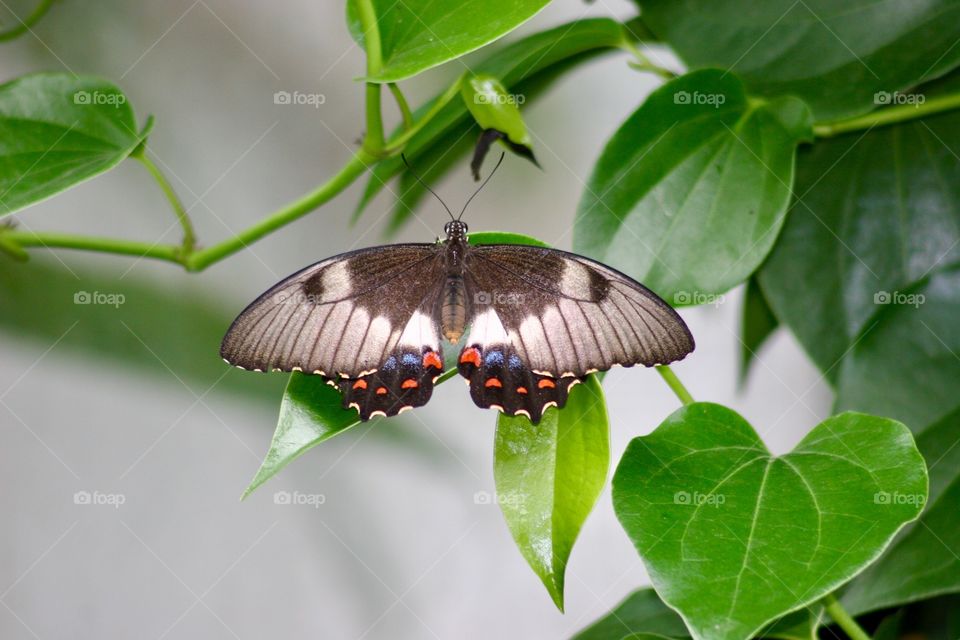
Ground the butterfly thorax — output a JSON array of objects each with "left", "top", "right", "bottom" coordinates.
[{"left": 440, "top": 222, "right": 470, "bottom": 343}]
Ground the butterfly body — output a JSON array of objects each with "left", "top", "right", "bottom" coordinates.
[{"left": 221, "top": 221, "right": 694, "bottom": 424}]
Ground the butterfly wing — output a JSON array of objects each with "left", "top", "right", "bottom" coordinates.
[
  {"left": 457, "top": 244, "right": 694, "bottom": 422},
  {"left": 221, "top": 244, "right": 447, "bottom": 419}
]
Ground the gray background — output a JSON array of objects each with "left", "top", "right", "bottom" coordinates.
[{"left": 0, "top": 1, "right": 831, "bottom": 638}]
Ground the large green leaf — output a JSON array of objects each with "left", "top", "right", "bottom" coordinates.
[
  {"left": 494, "top": 376, "right": 608, "bottom": 611},
  {"left": 354, "top": 18, "right": 627, "bottom": 221},
  {"left": 612, "top": 402, "right": 927, "bottom": 640},
  {"left": 345, "top": 0, "right": 552, "bottom": 82},
  {"left": 574, "top": 69, "right": 812, "bottom": 302},
  {"left": 570, "top": 588, "right": 688, "bottom": 639},
  {"left": 636, "top": 0, "right": 960, "bottom": 120},
  {"left": 842, "top": 406, "right": 960, "bottom": 614},
  {"left": 0, "top": 73, "right": 146, "bottom": 217},
  {"left": 759, "top": 106, "right": 960, "bottom": 386}
]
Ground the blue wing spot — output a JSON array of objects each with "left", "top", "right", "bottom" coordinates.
[
  {"left": 507, "top": 353, "right": 524, "bottom": 373},
  {"left": 382, "top": 355, "right": 399, "bottom": 372},
  {"left": 484, "top": 350, "right": 505, "bottom": 368},
  {"left": 401, "top": 353, "right": 420, "bottom": 367}
]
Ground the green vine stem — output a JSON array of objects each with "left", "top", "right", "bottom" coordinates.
[
  {"left": 355, "top": 0, "right": 385, "bottom": 155},
  {"left": 131, "top": 148, "right": 195, "bottom": 254},
  {"left": 813, "top": 90, "right": 960, "bottom": 137},
  {"left": 388, "top": 83, "right": 414, "bottom": 130},
  {"left": 0, "top": 0, "right": 56, "bottom": 41},
  {"left": 384, "top": 76, "right": 463, "bottom": 154},
  {"left": 2, "top": 230, "right": 182, "bottom": 262},
  {"left": 822, "top": 593, "right": 872, "bottom": 640},
  {"left": 656, "top": 365, "right": 694, "bottom": 405}
]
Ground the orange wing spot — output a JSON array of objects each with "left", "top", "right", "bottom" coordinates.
[
  {"left": 538, "top": 379, "right": 557, "bottom": 389},
  {"left": 485, "top": 378, "right": 503, "bottom": 388},
  {"left": 516, "top": 386, "right": 528, "bottom": 395},
  {"left": 376, "top": 386, "right": 388, "bottom": 395},
  {"left": 401, "top": 379, "right": 419, "bottom": 390},
  {"left": 422, "top": 351, "right": 443, "bottom": 370},
  {"left": 352, "top": 379, "right": 368, "bottom": 390},
  {"left": 459, "top": 347, "right": 482, "bottom": 367}
]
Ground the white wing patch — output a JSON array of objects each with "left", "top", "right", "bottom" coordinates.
[
  {"left": 465, "top": 307, "right": 510, "bottom": 347},
  {"left": 397, "top": 310, "right": 440, "bottom": 350}
]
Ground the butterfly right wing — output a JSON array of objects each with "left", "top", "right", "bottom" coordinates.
[{"left": 220, "top": 244, "right": 448, "bottom": 419}]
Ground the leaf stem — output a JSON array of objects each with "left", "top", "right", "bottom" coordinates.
[
  {"left": 355, "top": 0, "right": 385, "bottom": 155},
  {"left": 656, "top": 365, "right": 694, "bottom": 405},
  {"left": 0, "top": 0, "right": 55, "bottom": 41},
  {"left": 132, "top": 149, "right": 195, "bottom": 254},
  {"left": 184, "top": 150, "right": 373, "bottom": 271},
  {"left": 383, "top": 77, "right": 463, "bottom": 154},
  {"left": 2, "top": 230, "right": 183, "bottom": 263},
  {"left": 620, "top": 39, "right": 676, "bottom": 80},
  {"left": 814, "top": 91, "right": 960, "bottom": 137},
  {"left": 822, "top": 593, "right": 872, "bottom": 640},
  {"left": 388, "top": 83, "right": 414, "bottom": 130}
]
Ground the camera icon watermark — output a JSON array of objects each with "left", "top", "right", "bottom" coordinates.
[
  {"left": 473, "top": 291, "right": 524, "bottom": 306},
  {"left": 674, "top": 491, "right": 725, "bottom": 507},
  {"left": 473, "top": 490, "right": 523, "bottom": 506},
  {"left": 73, "top": 490, "right": 126, "bottom": 509},
  {"left": 673, "top": 90, "right": 726, "bottom": 108},
  {"left": 673, "top": 290, "right": 725, "bottom": 307},
  {"left": 73, "top": 90, "right": 127, "bottom": 108},
  {"left": 74, "top": 290, "right": 125, "bottom": 308},
  {"left": 873, "top": 91, "right": 925, "bottom": 107},
  {"left": 273, "top": 490, "right": 326, "bottom": 508},
  {"left": 873, "top": 290, "right": 925, "bottom": 308},
  {"left": 273, "top": 90, "right": 326, "bottom": 108},
  {"left": 874, "top": 491, "right": 925, "bottom": 506},
  {"left": 474, "top": 92, "right": 525, "bottom": 106}
]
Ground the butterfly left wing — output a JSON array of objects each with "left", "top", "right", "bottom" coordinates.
[
  {"left": 220, "top": 244, "right": 447, "bottom": 419},
  {"left": 458, "top": 244, "right": 694, "bottom": 423}
]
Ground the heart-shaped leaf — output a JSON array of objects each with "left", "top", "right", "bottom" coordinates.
[
  {"left": 494, "top": 375, "right": 608, "bottom": 611},
  {"left": 0, "top": 73, "right": 145, "bottom": 218},
  {"left": 612, "top": 402, "right": 927, "bottom": 640},
  {"left": 571, "top": 588, "right": 688, "bottom": 639},
  {"left": 635, "top": 0, "right": 960, "bottom": 120},
  {"left": 842, "top": 406, "right": 960, "bottom": 614},
  {"left": 574, "top": 69, "right": 813, "bottom": 303},
  {"left": 346, "top": 0, "right": 552, "bottom": 82}
]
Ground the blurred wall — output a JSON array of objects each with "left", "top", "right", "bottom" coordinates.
[{"left": 0, "top": 1, "right": 832, "bottom": 638}]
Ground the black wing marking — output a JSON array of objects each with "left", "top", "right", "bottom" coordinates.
[
  {"left": 462, "top": 244, "right": 694, "bottom": 377},
  {"left": 220, "top": 244, "right": 445, "bottom": 378}
]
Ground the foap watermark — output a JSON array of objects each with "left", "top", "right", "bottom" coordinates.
[
  {"left": 74, "top": 290, "right": 125, "bottom": 308},
  {"left": 674, "top": 90, "right": 726, "bottom": 108},
  {"left": 273, "top": 490, "right": 326, "bottom": 508},
  {"left": 274, "top": 90, "right": 326, "bottom": 108},
  {"left": 673, "top": 290, "right": 725, "bottom": 307},
  {"left": 874, "top": 491, "right": 925, "bottom": 507},
  {"left": 73, "top": 490, "right": 126, "bottom": 509},
  {"left": 73, "top": 90, "right": 127, "bottom": 108},
  {"left": 474, "top": 92, "right": 525, "bottom": 106},
  {"left": 874, "top": 91, "right": 925, "bottom": 107},
  {"left": 473, "top": 490, "right": 524, "bottom": 507},
  {"left": 674, "top": 491, "right": 726, "bottom": 507},
  {"left": 474, "top": 291, "right": 525, "bottom": 306},
  {"left": 874, "top": 290, "right": 925, "bottom": 308}
]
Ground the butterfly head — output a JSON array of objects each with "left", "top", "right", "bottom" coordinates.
[{"left": 444, "top": 220, "right": 469, "bottom": 241}]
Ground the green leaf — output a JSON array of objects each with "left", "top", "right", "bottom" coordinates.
[
  {"left": 570, "top": 588, "right": 688, "bottom": 640},
  {"left": 354, "top": 18, "right": 627, "bottom": 222},
  {"left": 842, "top": 406, "right": 960, "bottom": 614},
  {"left": 0, "top": 73, "right": 145, "bottom": 217},
  {"left": 636, "top": 0, "right": 960, "bottom": 120},
  {"left": 461, "top": 74, "right": 531, "bottom": 148},
  {"left": 242, "top": 372, "right": 365, "bottom": 497},
  {"left": 760, "top": 609, "right": 822, "bottom": 640},
  {"left": 740, "top": 277, "right": 778, "bottom": 384},
  {"left": 612, "top": 402, "right": 927, "bottom": 640},
  {"left": 469, "top": 230, "right": 548, "bottom": 247},
  {"left": 494, "top": 376, "right": 608, "bottom": 611},
  {"left": 574, "top": 69, "right": 813, "bottom": 303},
  {"left": 759, "top": 105, "right": 960, "bottom": 388},
  {"left": 346, "top": 0, "right": 552, "bottom": 82}
]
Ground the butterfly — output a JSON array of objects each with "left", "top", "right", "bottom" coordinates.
[{"left": 220, "top": 159, "right": 694, "bottom": 424}]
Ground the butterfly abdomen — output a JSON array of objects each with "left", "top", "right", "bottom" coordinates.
[{"left": 440, "top": 275, "right": 468, "bottom": 343}]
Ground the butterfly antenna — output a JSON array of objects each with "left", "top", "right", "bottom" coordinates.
[
  {"left": 401, "top": 154, "right": 455, "bottom": 221},
  {"left": 458, "top": 152, "right": 505, "bottom": 220}
]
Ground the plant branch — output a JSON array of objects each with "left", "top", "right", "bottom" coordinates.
[
  {"left": 0, "top": 0, "right": 55, "bottom": 42},
  {"left": 2, "top": 230, "right": 183, "bottom": 263},
  {"left": 388, "top": 83, "right": 414, "bottom": 130},
  {"left": 620, "top": 39, "right": 676, "bottom": 80},
  {"left": 656, "top": 365, "right": 694, "bottom": 405},
  {"left": 822, "top": 593, "right": 872, "bottom": 640},
  {"left": 356, "top": 0, "right": 385, "bottom": 155},
  {"left": 814, "top": 91, "right": 960, "bottom": 137},
  {"left": 384, "top": 77, "right": 463, "bottom": 154},
  {"left": 132, "top": 148, "right": 195, "bottom": 254}
]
